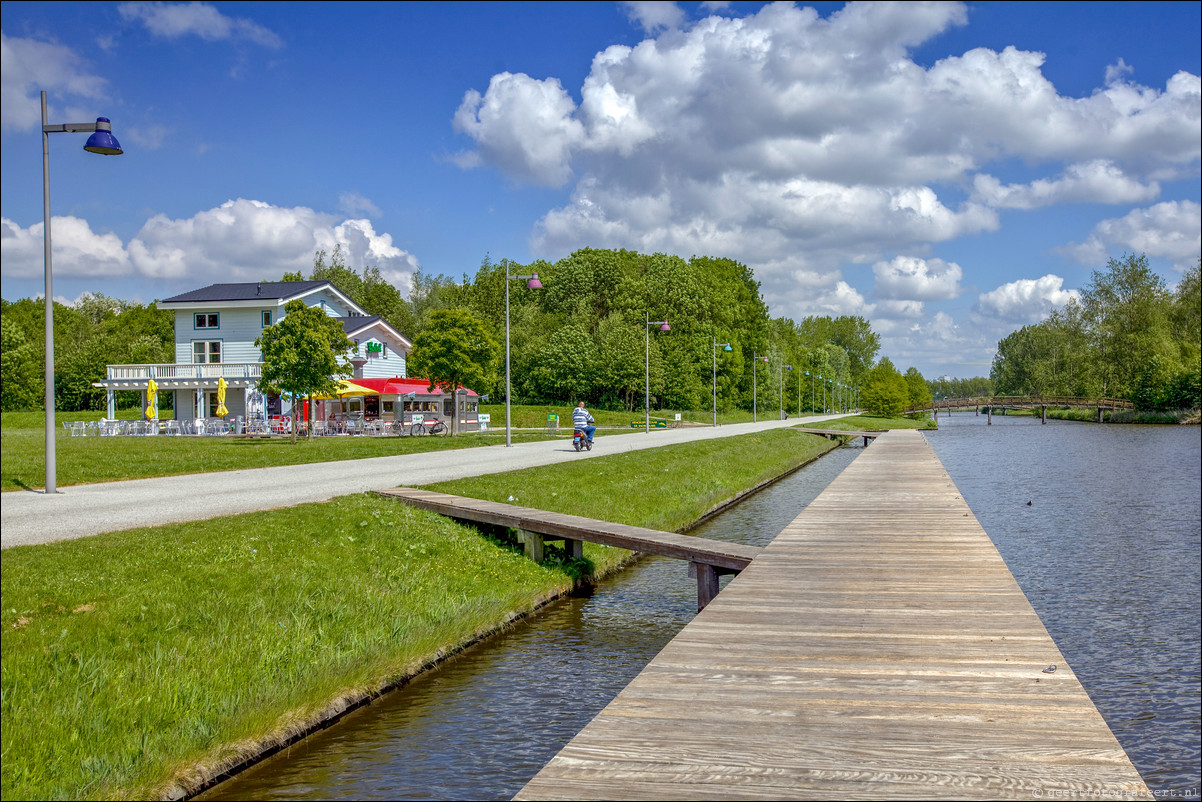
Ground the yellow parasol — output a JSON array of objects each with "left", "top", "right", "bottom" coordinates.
[
  {"left": 145, "top": 378, "right": 158, "bottom": 420},
  {"left": 216, "top": 377, "right": 229, "bottom": 417},
  {"left": 311, "top": 379, "right": 378, "bottom": 399}
]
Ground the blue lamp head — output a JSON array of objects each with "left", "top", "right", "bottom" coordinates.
[{"left": 83, "top": 118, "right": 123, "bottom": 155}]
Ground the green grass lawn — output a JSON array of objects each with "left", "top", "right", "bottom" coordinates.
[
  {"left": 1, "top": 409, "right": 555, "bottom": 492},
  {"left": 0, "top": 428, "right": 835, "bottom": 800}
]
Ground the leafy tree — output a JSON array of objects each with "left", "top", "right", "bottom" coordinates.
[
  {"left": 860, "top": 357, "right": 908, "bottom": 417},
  {"left": 407, "top": 308, "right": 499, "bottom": 435},
  {"left": 527, "top": 324, "right": 595, "bottom": 403},
  {"left": 904, "top": 367, "right": 933, "bottom": 410},
  {"left": 255, "top": 299, "right": 355, "bottom": 443},
  {"left": 1081, "top": 253, "right": 1175, "bottom": 398},
  {"left": 1, "top": 316, "right": 41, "bottom": 411}
]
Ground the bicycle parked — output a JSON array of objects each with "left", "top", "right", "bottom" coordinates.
[{"left": 410, "top": 418, "right": 448, "bottom": 436}]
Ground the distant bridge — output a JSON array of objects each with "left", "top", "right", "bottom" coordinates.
[{"left": 906, "top": 396, "right": 1134, "bottom": 423}]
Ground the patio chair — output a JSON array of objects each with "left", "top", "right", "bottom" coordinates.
[{"left": 70, "top": 421, "right": 87, "bottom": 437}]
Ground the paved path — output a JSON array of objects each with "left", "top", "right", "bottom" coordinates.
[
  {"left": 516, "top": 429, "right": 1151, "bottom": 800},
  {"left": 2, "top": 416, "right": 846, "bottom": 549}
]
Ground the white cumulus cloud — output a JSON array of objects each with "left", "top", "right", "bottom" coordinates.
[
  {"left": 451, "top": 0, "right": 1199, "bottom": 327},
  {"left": 974, "top": 274, "right": 1079, "bottom": 323},
  {"left": 1058, "top": 200, "right": 1201, "bottom": 270},
  {"left": 127, "top": 199, "right": 421, "bottom": 288},
  {"left": 1, "top": 216, "right": 131, "bottom": 277},
  {"left": 873, "top": 256, "right": 963, "bottom": 302},
  {"left": 972, "top": 160, "right": 1160, "bottom": 209}
]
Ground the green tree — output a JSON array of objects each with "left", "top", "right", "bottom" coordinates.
[
  {"left": 527, "top": 324, "right": 595, "bottom": 403},
  {"left": 904, "top": 367, "right": 933, "bottom": 410},
  {"left": 407, "top": 308, "right": 499, "bottom": 435},
  {"left": 1, "top": 316, "right": 42, "bottom": 410},
  {"left": 255, "top": 299, "right": 355, "bottom": 443},
  {"left": 860, "top": 357, "right": 908, "bottom": 417},
  {"left": 1081, "top": 253, "right": 1175, "bottom": 398}
]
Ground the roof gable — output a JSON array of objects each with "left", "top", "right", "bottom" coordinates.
[{"left": 160, "top": 281, "right": 330, "bottom": 304}]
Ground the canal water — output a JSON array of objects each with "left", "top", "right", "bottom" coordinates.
[
  {"left": 924, "top": 412, "right": 1200, "bottom": 797},
  {"left": 205, "top": 419, "right": 1199, "bottom": 800}
]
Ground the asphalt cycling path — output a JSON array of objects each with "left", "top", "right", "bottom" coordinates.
[{"left": 2, "top": 416, "right": 854, "bottom": 549}]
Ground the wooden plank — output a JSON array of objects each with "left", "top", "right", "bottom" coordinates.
[
  {"left": 377, "top": 488, "right": 761, "bottom": 571},
  {"left": 516, "top": 429, "right": 1151, "bottom": 801}
]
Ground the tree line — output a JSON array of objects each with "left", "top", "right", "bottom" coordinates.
[
  {"left": 299, "top": 247, "right": 898, "bottom": 414},
  {"left": 990, "top": 254, "right": 1201, "bottom": 411},
  {"left": 1, "top": 293, "right": 173, "bottom": 412},
  {"left": 3, "top": 246, "right": 929, "bottom": 416}
]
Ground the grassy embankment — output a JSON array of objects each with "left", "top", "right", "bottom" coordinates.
[{"left": 1, "top": 426, "right": 843, "bottom": 801}]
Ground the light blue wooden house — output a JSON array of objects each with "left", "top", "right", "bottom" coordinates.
[{"left": 93, "top": 281, "right": 412, "bottom": 422}]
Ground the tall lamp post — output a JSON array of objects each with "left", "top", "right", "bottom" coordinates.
[
  {"left": 780, "top": 363, "right": 792, "bottom": 420},
  {"left": 504, "top": 269, "right": 542, "bottom": 446},
  {"left": 752, "top": 355, "right": 768, "bottom": 422},
  {"left": 712, "top": 337, "right": 732, "bottom": 427},
  {"left": 806, "top": 370, "right": 814, "bottom": 415},
  {"left": 645, "top": 312, "right": 670, "bottom": 432},
  {"left": 41, "top": 91, "right": 123, "bottom": 494},
  {"left": 797, "top": 368, "right": 803, "bottom": 419}
]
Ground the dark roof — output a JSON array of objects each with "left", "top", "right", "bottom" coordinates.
[
  {"left": 335, "top": 315, "right": 383, "bottom": 334},
  {"left": 161, "top": 281, "right": 331, "bottom": 304}
]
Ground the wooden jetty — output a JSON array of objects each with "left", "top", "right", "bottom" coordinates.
[
  {"left": 515, "top": 429, "right": 1151, "bottom": 800},
  {"left": 377, "top": 488, "right": 762, "bottom": 610},
  {"left": 793, "top": 427, "right": 882, "bottom": 446}
]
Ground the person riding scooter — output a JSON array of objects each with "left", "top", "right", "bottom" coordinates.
[{"left": 572, "top": 401, "right": 595, "bottom": 445}]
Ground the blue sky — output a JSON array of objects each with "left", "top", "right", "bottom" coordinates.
[{"left": 2, "top": 1, "right": 1199, "bottom": 380}]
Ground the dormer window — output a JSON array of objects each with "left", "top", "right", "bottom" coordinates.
[{"left": 195, "top": 313, "right": 219, "bottom": 329}]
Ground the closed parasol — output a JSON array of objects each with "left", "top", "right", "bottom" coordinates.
[
  {"left": 216, "top": 377, "right": 229, "bottom": 417},
  {"left": 145, "top": 378, "right": 158, "bottom": 419}
]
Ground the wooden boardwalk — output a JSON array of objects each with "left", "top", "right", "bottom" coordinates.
[
  {"left": 515, "top": 429, "right": 1151, "bottom": 800},
  {"left": 377, "top": 488, "right": 762, "bottom": 609}
]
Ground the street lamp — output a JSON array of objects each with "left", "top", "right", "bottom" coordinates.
[
  {"left": 780, "top": 363, "right": 792, "bottom": 420},
  {"left": 806, "top": 370, "right": 814, "bottom": 415},
  {"left": 797, "top": 367, "right": 804, "bottom": 418},
  {"left": 645, "top": 312, "right": 670, "bottom": 432},
  {"left": 504, "top": 268, "right": 542, "bottom": 446},
  {"left": 752, "top": 354, "right": 769, "bottom": 422},
  {"left": 712, "top": 337, "right": 732, "bottom": 427},
  {"left": 41, "top": 91, "right": 123, "bottom": 495}
]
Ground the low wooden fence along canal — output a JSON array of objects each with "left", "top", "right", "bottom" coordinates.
[
  {"left": 377, "top": 488, "right": 762, "bottom": 611},
  {"left": 515, "top": 429, "right": 1151, "bottom": 800}
]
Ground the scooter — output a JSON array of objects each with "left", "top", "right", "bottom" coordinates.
[{"left": 572, "top": 428, "right": 593, "bottom": 452}]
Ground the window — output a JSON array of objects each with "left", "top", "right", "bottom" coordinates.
[
  {"left": 262, "top": 310, "right": 272, "bottom": 327},
  {"left": 194, "top": 313, "right": 219, "bottom": 329},
  {"left": 193, "top": 341, "right": 222, "bottom": 364}
]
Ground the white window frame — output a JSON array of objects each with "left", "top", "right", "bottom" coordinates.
[{"left": 192, "top": 340, "right": 222, "bottom": 364}]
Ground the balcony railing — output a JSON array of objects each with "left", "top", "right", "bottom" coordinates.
[{"left": 105, "top": 363, "right": 263, "bottom": 381}]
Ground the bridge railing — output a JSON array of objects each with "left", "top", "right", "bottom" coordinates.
[{"left": 907, "top": 396, "right": 1135, "bottom": 414}]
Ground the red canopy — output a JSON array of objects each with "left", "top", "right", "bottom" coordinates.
[{"left": 332, "top": 377, "right": 478, "bottom": 396}]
